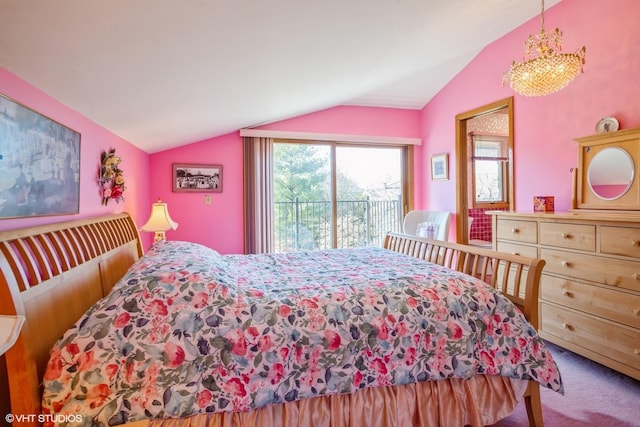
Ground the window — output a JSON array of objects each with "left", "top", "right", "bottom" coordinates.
[
  {"left": 471, "top": 134, "right": 510, "bottom": 209},
  {"left": 273, "top": 143, "right": 332, "bottom": 251},
  {"left": 273, "top": 141, "right": 409, "bottom": 252}
]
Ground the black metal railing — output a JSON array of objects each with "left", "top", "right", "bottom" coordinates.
[{"left": 274, "top": 196, "right": 403, "bottom": 252}]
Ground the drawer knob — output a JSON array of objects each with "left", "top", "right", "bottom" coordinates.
[
  {"left": 633, "top": 308, "right": 640, "bottom": 316},
  {"left": 634, "top": 274, "right": 640, "bottom": 281},
  {"left": 511, "top": 227, "right": 519, "bottom": 234},
  {"left": 562, "top": 323, "right": 573, "bottom": 331},
  {"left": 561, "top": 261, "right": 570, "bottom": 267},
  {"left": 632, "top": 240, "right": 640, "bottom": 247},
  {"left": 635, "top": 349, "right": 640, "bottom": 355},
  {"left": 561, "top": 233, "right": 571, "bottom": 239},
  {"left": 562, "top": 290, "right": 572, "bottom": 297}
]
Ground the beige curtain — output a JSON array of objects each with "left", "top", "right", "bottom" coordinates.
[{"left": 243, "top": 136, "right": 274, "bottom": 254}]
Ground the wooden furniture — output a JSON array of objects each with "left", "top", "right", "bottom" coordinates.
[
  {"left": 385, "top": 232, "right": 546, "bottom": 427},
  {"left": 0, "top": 214, "right": 143, "bottom": 423},
  {"left": 384, "top": 232, "right": 545, "bottom": 330},
  {"left": 574, "top": 127, "right": 640, "bottom": 210},
  {"left": 489, "top": 126, "right": 640, "bottom": 381},
  {"left": 491, "top": 211, "right": 640, "bottom": 381},
  {"left": 0, "top": 214, "right": 548, "bottom": 427}
]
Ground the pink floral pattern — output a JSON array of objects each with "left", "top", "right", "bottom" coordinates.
[{"left": 42, "top": 241, "right": 563, "bottom": 424}]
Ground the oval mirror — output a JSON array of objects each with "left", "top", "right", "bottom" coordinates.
[{"left": 587, "top": 147, "right": 635, "bottom": 200}]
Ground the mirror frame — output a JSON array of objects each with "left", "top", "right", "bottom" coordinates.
[
  {"left": 455, "top": 97, "right": 514, "bottom": 243},
  {"left": 574, "top": 127, "right": 640, "bottom": 211}
]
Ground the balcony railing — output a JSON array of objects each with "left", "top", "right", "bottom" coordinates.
[{"left": 274, "top": 196, "right": 403, "bottom": 252}]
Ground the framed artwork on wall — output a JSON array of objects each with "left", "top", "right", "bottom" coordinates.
[
  {"left": 431, "top": 153, "right": 449, "bottom": 181},
  {"left": 172, "top": 163, "right": 223, "bottom": 193},
  {"left": 0, "top": 94, "right": 80, "bottom": 219}
]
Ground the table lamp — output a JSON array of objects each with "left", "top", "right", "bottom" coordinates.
[
  {"left": 0, "top": 314, "right": 25, "bottom": 356},
  {"left": 141, "top": 198, "right": 179, "bottom": 242}
]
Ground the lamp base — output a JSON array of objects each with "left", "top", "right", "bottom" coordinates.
[{"left": 153, "top": 231, "right": 167, "bottom": 242}]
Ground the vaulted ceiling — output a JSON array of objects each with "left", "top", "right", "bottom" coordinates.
[{"left": 0, "top": 0, "right": 559, "bottom": 153}]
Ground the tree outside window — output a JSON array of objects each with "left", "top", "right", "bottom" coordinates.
[{"left": 273, "top": 142, "right": 406, "bottom": 252}]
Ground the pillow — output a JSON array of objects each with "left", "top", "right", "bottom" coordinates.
[
  {"left": 416, "top": 221, "right": 439, "bottom": 239},
  {"left": 125, "top": 240, "right": 236, "bottom": 288}
]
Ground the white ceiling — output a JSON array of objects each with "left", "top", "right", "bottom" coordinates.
[{"left": 0, "top": 0, "right": 560, "bottom": 153}]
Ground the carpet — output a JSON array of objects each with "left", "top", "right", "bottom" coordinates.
[{"left": 492, "top": 341, "right": 640, "bottom": 427}]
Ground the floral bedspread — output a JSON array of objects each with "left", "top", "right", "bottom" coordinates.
[{"left": 42, "top": 241, "right": 563, "bottom": 425}]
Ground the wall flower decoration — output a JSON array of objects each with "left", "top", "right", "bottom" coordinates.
[{"left": 98, "top": 148, "right": 125, "bottom": 205}]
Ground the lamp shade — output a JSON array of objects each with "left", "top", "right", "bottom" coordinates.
[
  {"left": 141, "top": 199, "right": 178, "bottom": 234},
  {"left": 0, "top": 314, "right": 25, "bottom": 356}
]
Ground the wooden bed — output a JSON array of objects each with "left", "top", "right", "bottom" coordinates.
[
  {"left": 384, "top": 232, "right": 546, "bottom": 426},
  {"left": 0, "top": 214, "right": 548, "bottom": 426}
]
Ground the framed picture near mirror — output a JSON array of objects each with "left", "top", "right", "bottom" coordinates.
[{"left": 431, "top": 153, "right": 449, "bottom": 181}]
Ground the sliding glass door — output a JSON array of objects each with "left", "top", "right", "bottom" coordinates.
[
  {"left": 273, "top": 141, "right": 406, "bottom": 252},
  {"left": 273, "top": 143, "right": 332, "bottom": 251}
]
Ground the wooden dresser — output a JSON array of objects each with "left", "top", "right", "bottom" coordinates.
[{"left": 491, "top": 211, "right": 640, "bottom": 380}]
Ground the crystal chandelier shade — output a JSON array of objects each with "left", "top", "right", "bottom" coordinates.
[{"left": 503, "top": 0, "right": 586, "bottom": 97}]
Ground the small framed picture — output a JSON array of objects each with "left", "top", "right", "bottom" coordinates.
[
  {"left": 431, "top": 153, "right": 449, "bottom": 181},
  {"left": 172, "top": 163, "right": 223, "bottom": 193}
]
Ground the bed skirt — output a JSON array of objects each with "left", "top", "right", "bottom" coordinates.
[{"left": 143, "top": 376, "right": 527, "bottom": 427}]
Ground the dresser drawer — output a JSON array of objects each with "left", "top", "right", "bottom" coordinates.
[
  {"left": 496, "top": 241, "right": 538, "bottom": 258},
  {"left": 541, "top": 248, "right": 640, "bottom": 293},
  {"left": 601, "top": 226, "right": 640, "bottom": 258},
  {"left": 539, "top": 222, "right": 595, "bottom": 252},
  {"left": 496, "top": 219, "right": 537, "bottom": 244},
  {"left": 541, "top": 302, "right": 640, "bottom": 371},
  {"left": 541, "top": 274, "right": 640, "bottom": 329}
]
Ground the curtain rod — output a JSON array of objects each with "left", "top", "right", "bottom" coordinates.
[{"left": 239, "top": 128, "right": 421, "bottom": 146}]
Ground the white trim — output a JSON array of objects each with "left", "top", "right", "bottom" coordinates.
[{"left": 240, "top": 128, "right": 421, "bottom": 145}]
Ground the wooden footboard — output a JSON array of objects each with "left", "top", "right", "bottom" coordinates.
[
  {"left": 384, "top": 232, "right": 546, "bottom": 427},
  {"left": 0, "top": 214, "right": 143, "bottom": 423}
]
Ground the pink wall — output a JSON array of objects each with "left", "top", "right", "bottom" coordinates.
[
  {"left": 258, "top": 105, "right": 421, "bottom": 139},
  {"left": 154, "top": 0, "right": 640, "bottom": 252},
  {"left": 149, "top": 105, "right": 421, "bottom": 254},
  {"left": 147, "top": 132, "right": 244, "bottom": 254},
  {"left": 0, "top": 68, "right": 152, "bottom": 246},
  {"left": 6, "top": 0, "right": 638, "bottom": 253},
  {"left": 418, "top": 0, "right": 640, "bottom": 238}
]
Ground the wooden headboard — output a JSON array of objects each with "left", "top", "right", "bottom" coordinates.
[{"left": 0, "top": 213, "right": 143, "bottom": 420}]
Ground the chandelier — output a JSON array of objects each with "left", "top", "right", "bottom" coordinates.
[{"left": 502, "top": 0, "right": 586, "bottom": 97}]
